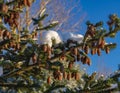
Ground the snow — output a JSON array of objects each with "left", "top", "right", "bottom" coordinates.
[
  {"left": 39, "top": 30, "right": 83, "bottom": 47},
  {"left": 39, "top": 30, "right": 63, "bottom": 47},
  {"left": 62, "top": 32, "right": 83, "bottom": 44}
]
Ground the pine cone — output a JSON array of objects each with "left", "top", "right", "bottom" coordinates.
[
  {"left": 27, "top": 0, "right": 31, "bottom": 7},
  {"left": 97, "top": 48, "right": 101, "bottom": 56},
  {"left": 16, "top": 43, "right": 20, "bottom": 50},
  {"left": 47, "top": 76, "right": 51, "bottom": 85},
  {"left": 91, "top": 48, "right": 96, "bottom": 55},
  {"left": 58, "top": 73, "right": 63, "bottom": 81},
  {"left": 42, "top": 44, "right": 48, "bottom": 52},
  {"left": 105, "top": 47, "right": 110, "bottom": 54},
  {"left": 71, "top": 72, "right": 75, "bottom": 78},
  {"left": 84, "top": 45, "right": 89, "bottom": 54},
  {"left": 75, "top": 72, "right": 80, "bottom": 80},
  {"left": 68, "top": 62, "right": 73, "bottom": 69},
  {"left": 10, "top": 13, "right": 14, "bottom": 19},
  {"left": 23, "top": 0, "right": 27, "bottom": 6},
  {"left": 67, "top": 72, "right": 71, "bottom": 80},
  {"left": 63, "top": 71, "right": 67, "bottom": 79},
  {"left": 73, "top": 48, "right": 78, "bottom": 56},
  {"left": 32, "top": 53, "right": 37, "bottom": 63},
  {"left": 1, "top": 4, "right": 8, "bottom": 13}
]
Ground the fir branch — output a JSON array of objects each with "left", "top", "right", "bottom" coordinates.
[
  {"left": 44, "top": 85, "right": 65, "bottom": 93},
  {"left": 0, "top": 83, "right": 40, "bottom": 88}
]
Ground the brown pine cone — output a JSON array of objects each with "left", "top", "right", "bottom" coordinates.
[
  {"left": 47, "top": 76, "right": 51, "bottom": 85},
  {"left": 10, "top": 13, "right": 14, "bottom": 19},
  {"left": 1, "top": 4, "right": 8, "bottom": 13},
  {"left": 75, "top": 72, "right": 80, "bottom": 80},
  {"left": 67, "top": 72, "right": 71, "bottom": 80},
  {"left": 23, "top": 0, "right": 27, "bottom": 6},
  {"left": 71, "top": 72, "right": 75, "bottom": 78},
  {"left": 58, "top": 73, "right": 63, "bottom": 81},
  {"left": 84, "top": 45, "right": 89, "bottom": 54},
  {"left": 42, "top": 44, "right": 48, "bottom": 52},
  {"left": 26, "top": 0, "right": 31, "bottom": 7},
  {"left": 97, "top": 48, "right": 101, "bottom": 56},
  {"left": 91, "top": 48, "right": 97, "bottom": 55},
  {"left": 73, "top": 48, "right": 78, "bottom": 56},
  {"left": 16, "top": 43, "right": 20, "bottom": 50},
  {"left": 63, "top": 71, "right": 67, "bottom": 79},
  {"left": 68, "top": 62, "right": 73, "bottom": 69},
  {"left": 105, "top": 47, "right": 110, "bottom": 54},
  {"left": 32, "top": 53, "right": 37, "bottom": 63}
]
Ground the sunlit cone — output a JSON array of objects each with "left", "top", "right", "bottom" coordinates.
[
  {"left": 58, "top": 73, "right": 63, "bottom": 81},
  {"left": 68, "top": 62, "right": 73, "bottom": 69},
  {"left": 14, "top": 20, "right": 19, "bottom": 27},
  {"left": 105, "top": 47, "right": 110, "bottom": 54},
  {"left": 63, "top": 72, "right": 67, "bottom": 79},
  {"left": 67, "top": 72, "right": 71, "bottom": 80},
  {"left": 23, "top": 0, "right": 27, "bottom": 6},
  {"left": 84, "top": 56, "right": 89, "bottom": 64},
  {"left": 16, "top": 43, "right": 20, "bottom": 50},
  {"left": 98, "top": 38, "right": 102, "bottom": 45},
  {"left": 7, "top": 33, "right": 11, "bottom": 39},
  {"left": 75, "top": 72, "right": 80, "bottom": 80},
  {"left": 47, "top": 45, "right": 51, "bottom": 52},
  {"left": 91, "top": 48, "right": 96, "bottom": 55},
  {"left": 97, "top": 48, "right": 101, "bottom": 56},
  {"left": 60, "top": 52, "right": 66, "bottom": 61},
  {"left": 101, "top": 39, "right": 105, "bottom": 49},
  {"left": 10, "top": 13, "right": 14, "bottom": 19},
  {"left": 2, "top": 4, "right": 8, "bottom": 13},
  {"left": 73, "top": 48, "right": 78, "bottom": 56},
  {"left": 27, "top": 0, "right": 31, "bottom": 7},
  {"left": 42, "top": 44, "right": 48, "bottom": 52},
  {"left": 47, "top": 50, "right": 51, "bottom": 59},
  {"left": 0, "top": 30, "right": 3, "bottom": 37},
  {"left": 32, "top": 32, "right": 37, "bottom": 39},
  {"left": 86, "top": 58, "right": 91, "bottom": 66},
  {"left": 98, "top": 39, "right": 105, "bottom": 49},
  {"left": 47, "top": 76, "right": 51, "bottom": 85},
  {"left": 4, "top": 44, "right": 8, "bottom": 49}
]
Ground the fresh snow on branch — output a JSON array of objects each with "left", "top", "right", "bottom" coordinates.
[{"left": 39, "top": 30, "right": 83, "bottom": 47}]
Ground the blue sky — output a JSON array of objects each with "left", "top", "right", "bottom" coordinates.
[{"left": 80, "top": 0, "right": 120, "bottom": 75}]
